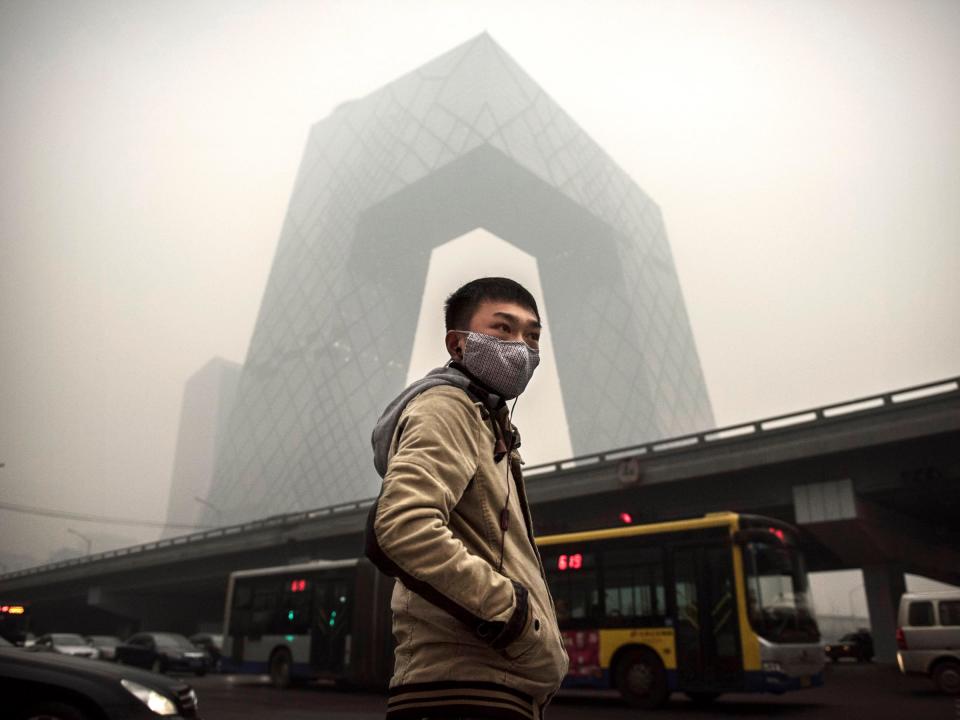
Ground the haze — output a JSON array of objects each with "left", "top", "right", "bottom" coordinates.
[{"left": 1, "top": 0, "right": 958, "bottom": 612}]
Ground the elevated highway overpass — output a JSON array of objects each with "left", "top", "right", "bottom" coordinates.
[{"left": 2, "top": 376, "right": 958, "bottom": 661}]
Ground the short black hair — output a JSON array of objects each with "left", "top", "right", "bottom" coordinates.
[{"left": 444, "top": 277, "right": 540, "bottom": 331}]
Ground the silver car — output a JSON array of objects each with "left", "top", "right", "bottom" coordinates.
[
  {"left": 897, "top": 590, "right": 960, "bottom": 695},
  {"left": 32, "top": 633, "right": 98, "bottom": 659}
]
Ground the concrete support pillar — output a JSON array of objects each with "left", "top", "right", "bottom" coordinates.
[{"left": 862, "top": 563, "right": 907, "bottom": 663}]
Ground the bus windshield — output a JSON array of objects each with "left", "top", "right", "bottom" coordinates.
[{"left": 744, "top": 541, "right": 819, "bottom": 644}]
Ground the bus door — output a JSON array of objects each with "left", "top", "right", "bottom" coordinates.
[
  {"left": 310, "top": 576, "right": 352, "bottom": 674},
  {"left": 672, "top": 545, "right": 741, "bottom": 689}
]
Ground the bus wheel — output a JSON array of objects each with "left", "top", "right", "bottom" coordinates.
[
  {"left": 615, "top": 647, "right": 669, "bottom": 709},
  {"left": 685, "top": 691, "right": 721, "bottom": 704},
  {"left": 270, "top": 648, "right": 293, "bottom": 689},
  {"left": 933, "top": 660, "right": 960, "bottom": 695}
]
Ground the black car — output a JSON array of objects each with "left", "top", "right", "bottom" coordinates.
[
  {"left": 85, "top": 634, "right": 123, "bottom": 661},
  {"left": 825, "top": 630, "right": 874, "bottom": 662},
  {"left": 188, "top": 633, "right": 223, "bottom": 670},
  {"left": 0, "top": 635, "right": 201, "bottom": 719},
  {"left": 116, "top": 633, "right": 209, "bottom": 675}
]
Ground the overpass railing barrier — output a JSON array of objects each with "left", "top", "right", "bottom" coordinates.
[
  {"left": 1, "top": 376, "right": 956, "bottom": 583},
  {"left": 521, "top": 375, "right": 959, "bottom": 476},
  {"left": 0, "top": 497, "right": 376, "bottom": 583}
]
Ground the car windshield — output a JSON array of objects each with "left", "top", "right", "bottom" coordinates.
[
  {"left": 744, "top": 541, "right": 820, "bottom": 644},
  {"left": 88, "top": 636, "right": 120, "bottom": 645},
  {"left": 153, "top": 633, "right": 195, "bottom": 649},
  {"left": 51, "top": 634, "right": 87, "bottom": 645},
  {"left": 192, "top": 633, "right": 222, "bottom": 646}
]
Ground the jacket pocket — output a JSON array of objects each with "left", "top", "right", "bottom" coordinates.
[{"left": 501, "top": 594, "right": 544, "bottom": 662}]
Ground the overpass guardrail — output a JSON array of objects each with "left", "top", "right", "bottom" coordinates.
[{"left": 1, "top": 375, "right": 956, "bottom": 583}]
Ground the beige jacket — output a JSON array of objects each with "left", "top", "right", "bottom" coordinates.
[{"left": 365, "top": 384, "right": 568, "bottom": 720}]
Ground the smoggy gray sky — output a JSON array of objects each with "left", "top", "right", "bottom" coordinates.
[{"left": 1, "top": 0, "right": 958, "bottom": 609}]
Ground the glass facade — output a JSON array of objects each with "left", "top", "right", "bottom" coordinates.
[{"left": 204, "top": 34, "right": 713, "bottom": 526}]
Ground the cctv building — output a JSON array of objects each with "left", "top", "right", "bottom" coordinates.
[{"left": 203, "top": 34, "right": 714, "bottom": 526}]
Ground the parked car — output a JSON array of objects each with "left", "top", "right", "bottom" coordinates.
[
  {"left": 85, "top": 634, "right": 122, "bottom": 661},
  {"left": 1, "top": 634, "right": 201, "bottom": 719},
  {"left": 188, "top": 633, "right": 223, "bottom": 669},
  {"left": 116, "top": 632, "right": 209, "bottom": 676},
  {"left": 824, "top": 630, "right": 874, "bottom": 662},
  {"left": 897, "top": 590, "right": 960, "bottom": 695},
  {"left": 31, "top": 633, "right": 98, "bottom": 659}
]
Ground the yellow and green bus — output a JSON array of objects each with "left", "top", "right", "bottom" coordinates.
[
  {"left": 224, "top": 512, "right": 824, "bottom": 707},
  {"left": 540, "top": 512, "right": 824, "bottom": 707}
]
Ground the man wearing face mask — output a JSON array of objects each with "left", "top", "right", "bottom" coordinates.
[{"left": 366, "top": 277, "right": 568, "bottom": 720}]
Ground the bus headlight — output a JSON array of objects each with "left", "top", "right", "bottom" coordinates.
[
  {"left": 762, "top": 661, "right": 783, "bottom": 673},
  {"left": 120, "top": 680, "right": 178, "bottom": 715}
]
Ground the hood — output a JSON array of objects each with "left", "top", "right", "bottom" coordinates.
[{"left": 371, "top": 364, "right": 503, "bottom": 478}]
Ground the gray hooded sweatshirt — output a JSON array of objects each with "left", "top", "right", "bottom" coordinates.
[{"left": 370, "top": 363, "right": 504, "bottom": 478}]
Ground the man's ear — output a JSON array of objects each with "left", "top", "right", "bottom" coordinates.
[{"left": 445, "top": 330, "right": 464, "bottom": 362}]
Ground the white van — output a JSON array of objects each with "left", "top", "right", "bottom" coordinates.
[{"left": 896, "top": 590, "right": 960, "bottom": 695}]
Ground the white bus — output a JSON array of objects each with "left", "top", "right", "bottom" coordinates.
[{"left": 222, "top": 558, "right": 393, "bottom": 688}]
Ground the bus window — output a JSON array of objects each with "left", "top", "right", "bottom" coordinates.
[
  {"left": 281, "top": 579, "right": 311, "bottom": 635},
  {"left": 706, "top": 545, "right": 740, "bottom": 678},
  {"left": 545, "top": 551, "right": 600, "bottom": 627},
  {"left": 602, "top": 547, "right": 665, "bottom": 626},
  {"left": 251, "top": 580, "right": 280, "bottom": 637},
  {"left": 311, "top": 578, "right": 353, "bottom": 673},
  {"left": 743, "top": 540, "right": 818, "bottom": 643},
  {"left": 673, "top": 548, "right": 702, "bottom": 681}
]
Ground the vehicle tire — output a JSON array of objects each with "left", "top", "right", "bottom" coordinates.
[
  {"left": 933, "top": 660, "right": 960, "bottom": 695},
  {"left": 151, "top": 657, "right": 165, "bottom": 674},
  {"left": 270, "top": 648, "right": 293, "bottom": 689},
  {"left": 195, "top": 668, "right": 207, "bottom": 677},
  {"left": 614, "top": 647, "right": 669, "bottom": 709},
  {"left": 685, "top": 691, "right": 721, "bottom": 705},
  {"left": 22, "top": 701, "right": 89, "bottom": 720}
]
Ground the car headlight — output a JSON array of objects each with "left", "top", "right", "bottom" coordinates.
[
  {"left": 763, "top": 661, "right": 783, "bottom": 673},
  {"left": 120, "top": 679, "right": 178, "bottom": 716}
]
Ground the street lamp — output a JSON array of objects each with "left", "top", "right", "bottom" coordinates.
[{"left": 67, "top": 528, "right": 92, "bottom": 556}]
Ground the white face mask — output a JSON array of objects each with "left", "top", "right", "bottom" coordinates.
[{"left": 456, "top": 331, "right": 540, "bottom": 400}]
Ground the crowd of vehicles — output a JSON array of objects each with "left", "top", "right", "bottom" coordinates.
[
  {"left": 5, "top": 511, "right": 956, "bottom": 718},
  {"left": 223, "top": 512, "right": 826, "bottom": 707},
  {"left": 2, "top": 627, "right": 217, "bottom": 676},
  {"left": 0, "top": 634, "right": 201, "bottom": 720},
  {"left": 115, "top": 632, "right": 211, "bottom": 676}
]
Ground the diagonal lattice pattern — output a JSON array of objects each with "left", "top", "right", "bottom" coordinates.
[{"left": 205, "top": 34, "right": 713, "bottom": 525}]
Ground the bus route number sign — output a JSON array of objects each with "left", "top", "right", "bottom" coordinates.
[{"left": 557, "top": 554, "right": 583, "bottom": 571}]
